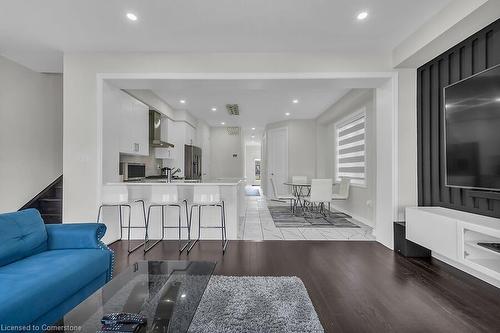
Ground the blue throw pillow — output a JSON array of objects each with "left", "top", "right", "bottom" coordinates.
[{"left": 0, "top": 209, "right": 48, "bottom": 266}]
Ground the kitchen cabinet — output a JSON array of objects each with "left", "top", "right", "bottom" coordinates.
[
  {"left": 160, "top": 116, "right": 169, "bottom": 142},
  {"left": 117, "top": 90, "right": 149, "bottom": 156},
  {"left": 185, "top": 123, "right": 196, "bottom": 146}
]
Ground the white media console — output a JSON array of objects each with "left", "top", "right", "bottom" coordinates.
[{"left": 406, "top": 206, "right": 500, "bottom": 288}]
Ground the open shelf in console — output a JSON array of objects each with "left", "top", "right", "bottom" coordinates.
[{"left": 463, "top": 229, "right": 500, "bottom": 276}]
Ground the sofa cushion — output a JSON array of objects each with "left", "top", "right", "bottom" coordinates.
[
  {"left": 0, "top": 249, "right": 111, "bottom": 325},
  {"left": 0, "top": 209, "right": 48, "bottom": 267}
]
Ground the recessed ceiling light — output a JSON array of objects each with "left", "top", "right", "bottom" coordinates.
[
  {"left": 251, "top": 127, "right": 256, "bottom": 130},
  {"left": 292, "top": 99, "right": 299, "bottom": 104},
  {"left": 285, "top": 112, "right": 291, "bottom": 116},
  {"left": 251, "top": 135, "right": 255, "bottom": 138},
  {"left": 357, "top": 11, "right": 368, "bottom": 20},
  {"left": 126, "top": 12, "right": 138, "bottom": 21},
  {"left": 221, "top": 122, "right": 225, "bottom": 125},
  {"left": 180, "top": 100, "right": 186, "bottom": 104},
  {"left": 495, "top": 98, "right": 500, "bottom": 102},
  {"left": 211, "top": 107, "right": 217, "bottom": 111}
]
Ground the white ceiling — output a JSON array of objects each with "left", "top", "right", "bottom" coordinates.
[
  {"left": 108, "top": 77, "right": 388, "bottom": 145},
  {"left": 0, "top": 0, "right": 452, "bottom": 72}
]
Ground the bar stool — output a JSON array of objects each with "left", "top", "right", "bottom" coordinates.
[
  {"left": 187, "top": 185, "right": 228, "bottom": 254},
  {"left": 144, "top": 185, "right": 191, "bottom": 253},
  {"left": 96, "top": 185, "right": 147, "bottom": 254}
]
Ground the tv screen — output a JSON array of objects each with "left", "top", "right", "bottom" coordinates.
[{"left": 444, "top": 64, "right": 500, "bottom": 191}]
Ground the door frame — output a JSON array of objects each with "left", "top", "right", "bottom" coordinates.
[
  {"left": 96, "top": 71, "right": 398, "bottom": 250},
  {"left": 267, "top": 127, "right": 289, "bottom": 197}
]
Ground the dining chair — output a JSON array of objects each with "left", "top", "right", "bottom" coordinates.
[
  {"left": 304, "top": 179, "right": 333, "bottom": 215},
  {"left": 333, "top": 177, "right": 351, "bottom": 201},
  {"left": 292, "top": 175, "right": 309, "bottom": 197},
  {"left": 270, "top": 176, "right": 296, "bottom": 212}
]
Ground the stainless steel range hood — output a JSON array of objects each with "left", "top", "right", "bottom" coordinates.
[{"left": 149, "top": 110, "right": 174, "bottom": 148}]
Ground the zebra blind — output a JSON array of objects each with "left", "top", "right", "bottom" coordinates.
[{"left": 336, "top": 112, "right": 366, "bottom": 186}]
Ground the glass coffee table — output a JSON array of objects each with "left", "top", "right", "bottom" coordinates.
[{"left": 55, "top": 260, "right": 215, "bottom": 333}]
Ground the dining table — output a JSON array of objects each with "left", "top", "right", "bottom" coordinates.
[
  {"left": 283, "top": 181, "right": 312, "bottom": 215},
  {"left": 284, "top": 180, "right": 339, "bottom": 216}
]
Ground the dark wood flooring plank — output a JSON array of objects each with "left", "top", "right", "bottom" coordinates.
[{"left": 109, "top": 240, "right": 500, "bottom": 333}]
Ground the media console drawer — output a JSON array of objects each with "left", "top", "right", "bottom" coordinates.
[{"left": 406, "top": 207, "right": 458, "bottom": 260}]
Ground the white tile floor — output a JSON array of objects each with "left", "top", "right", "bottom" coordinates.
[{"left": 240, "top": 191, "right": 375, "bottom": 241}]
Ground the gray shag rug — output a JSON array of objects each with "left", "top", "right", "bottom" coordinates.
[
  {"left": 188, "top": 276, "right": 324, "bottom": 333},
  {"left": 268, "top": 205, "right": 359, "bottom": 228}
]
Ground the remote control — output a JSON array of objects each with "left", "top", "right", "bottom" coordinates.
[
  {"left": 101, "top": 313, "right": 147, "bottom": 325},
  {"left": 98, "top": 323, "right": 143, "bottom": 333}
]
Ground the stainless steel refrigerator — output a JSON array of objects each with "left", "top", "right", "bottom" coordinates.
[{"left": 184, "top": 145, "right": 202, "bottom": 180}]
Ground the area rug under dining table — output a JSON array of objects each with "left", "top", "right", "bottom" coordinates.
[{"left": 268, "top": 205, "right": 360, "bottom": 228}]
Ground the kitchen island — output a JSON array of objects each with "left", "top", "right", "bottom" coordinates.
[{"left": 100, "top": 179, "right": 246, "bottom": 244}]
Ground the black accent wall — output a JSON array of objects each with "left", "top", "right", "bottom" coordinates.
[{"left": 417, "top": 18, "right": 500, "bottom": 218}]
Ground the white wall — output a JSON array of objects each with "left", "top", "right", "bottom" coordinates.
[
  {"left": 209, "top": 127, "right": 243, "bottom": 179},
  {"left": 262, "top": 119, "right": 316, "bottom": 195},
  {"left": 397, "top": 70, "right": 418, "bottom": 221},
  {"left": 375, "top": 79, "right": 397, "bottom": 248},
  {"left": 102, "top": 82, "right": 122, "bottom": 183},
  {"left": 393, "top": 0, "right": 497, "bottom": 68},
  {"left": 0, "top": 56, "right": 63, "bottom": 212},
  {"left": 316, "top": 89, "right": 376, "bottom": 226},
  {"left": 245, "top": 145, "right": 261, "bottom": 185}
]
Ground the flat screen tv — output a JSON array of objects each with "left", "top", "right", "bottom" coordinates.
[{"left": 444, "top": 64, "right": 500, "bottom": 191}]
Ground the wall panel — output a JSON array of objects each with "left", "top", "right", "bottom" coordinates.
[{"left": 417, "top": 19, "right": 500, "bottom": 218}]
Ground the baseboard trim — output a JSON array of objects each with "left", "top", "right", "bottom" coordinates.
[
  {"left": 330, "top": 203, "right": 374, "bottom": 228},
  {"left": 105, "top": 238, "right": 120, "bottom": 246}
]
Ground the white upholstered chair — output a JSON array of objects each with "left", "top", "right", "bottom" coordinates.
[
  {"left": 270, "top": 176, "right": 296, "bottom": 212},
  {"left": 304, "top": 179, "right": 333, "bottom": 215},
  {"left": 333, "top": 177, "right": 351, "bottom": 200}
]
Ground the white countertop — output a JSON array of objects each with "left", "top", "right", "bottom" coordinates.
[{"left": 105, "top": 179, "right": 244, "bottom": 186}]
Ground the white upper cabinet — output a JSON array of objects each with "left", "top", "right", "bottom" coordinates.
[
  {"left": 185, "top": 123, "right": 196, "bottom": 146},
  {"left": 118, "top": 91, "right": 149, "bottom": 156},
  {"left": 160, "top": 116, "right": 169, "bottom": 142}
]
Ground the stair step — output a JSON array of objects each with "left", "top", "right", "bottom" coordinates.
[
  {"left": 39, "top": 198, "right": 62, "bottom": 202},
  {"left": 39, "top": 198, "right": 62, "bottom": 214},
  {"left": 20, "top": 175, "right": 63, "bottom": 224},
  {"left": 53, "top": 186, "right": 63, "bottom": 199},
  {"left": 41, "top": 213, "right": 62, "bottom": 224}
]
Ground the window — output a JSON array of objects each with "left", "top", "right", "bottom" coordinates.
[{"left": 335, "top": 111, "right": 366, "bottom": 186}]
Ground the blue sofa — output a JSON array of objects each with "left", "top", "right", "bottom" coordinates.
[{"left": 0, "top": 209, "right": 113, "bottom": 331}]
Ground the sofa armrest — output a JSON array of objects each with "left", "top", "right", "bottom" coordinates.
[{"left": 46, "top": 223, "right": 107, "bottom": 250}]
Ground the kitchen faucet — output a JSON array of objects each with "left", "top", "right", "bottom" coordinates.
[{"left": 163, "top": 167, "right": 181, "bottom": 182}]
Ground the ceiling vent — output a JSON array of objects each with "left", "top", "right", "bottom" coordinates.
[
  {"left": 226, "top": 127, "right": 240, "bottom": 136},
  {"left": 226, "top": 104, "right": 240, "bottom": 116}
]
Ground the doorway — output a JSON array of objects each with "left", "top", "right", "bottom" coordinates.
[{"left": 267, "top": 127, "right": 288, "bottom": 197}]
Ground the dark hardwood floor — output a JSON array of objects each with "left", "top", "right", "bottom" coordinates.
[{"left": 109, "top": 240, "right": 500, "bottom": 332}]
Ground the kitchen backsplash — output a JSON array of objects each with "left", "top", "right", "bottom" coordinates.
[{"left": 120, "top": 150, "right": 163, "bottom": 177}]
